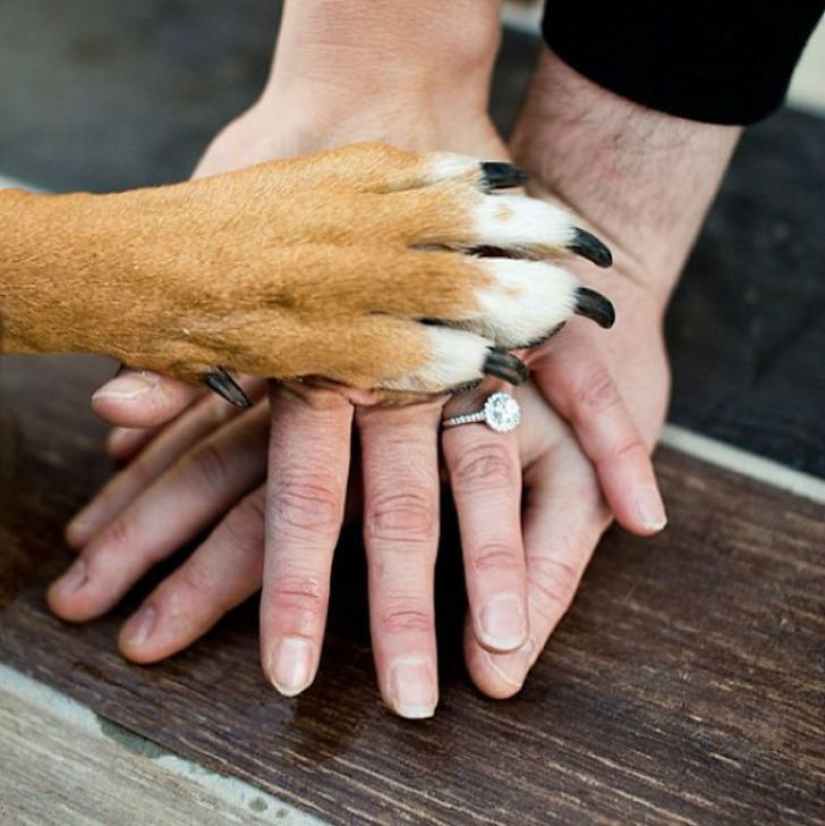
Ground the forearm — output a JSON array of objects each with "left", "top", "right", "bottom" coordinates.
[{"left": 510, "top": 46, "right": 742, "bottom": 302}]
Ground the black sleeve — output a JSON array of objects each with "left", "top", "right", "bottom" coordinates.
[{"left": 542, "top": 1, "right": 825, "bottom": 125}]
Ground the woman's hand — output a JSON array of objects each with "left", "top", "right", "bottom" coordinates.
[
  {"left": 51, "top": 0, "right": 566, "bottom": 718},
  {"left": 460, "top": 42, "right": 740, "bottom": 696},
  {"left": 49, "top": 227, "right": 669, "bottom": 714}
]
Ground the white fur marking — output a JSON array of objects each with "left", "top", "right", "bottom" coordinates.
[
  {"left": 423, "top": 153, "right": 479, "bottom": 186},
  {"left": 468, "top": 259, "right": 579, "bottom": 347},
  {"left": 382, "top": 327, "right": 491, "bottom": 392},
  {"left": 472, "top": 195, "right": 576, "bottom": 251}
]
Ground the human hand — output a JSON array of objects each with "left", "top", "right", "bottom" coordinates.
[
  {"left": 49, "top": 255, "right": 667, "bottom": 707},
  {"left": 460, "top": 43, "right": 741, "bottom": 695}
]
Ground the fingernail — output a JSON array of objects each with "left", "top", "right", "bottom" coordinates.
[
  {"left": 479, "top": 592, "right": 527, "bottom": 652},
  {"left": 484, "top": 639, "right": 535, "bottom": 690},
  {"left": 388, "top": 655, "right": 437, "bottom": 719},
  {"left": 122, "top": 605, "right": 156, "bottom": 648},
  {"left": 268, "top": 637, "right": 314, "bottom": 697},
  {"left": 635, "top": 486, "right": 668, "bottom": 532},
  {"left": 92, "top": 372, "right": 156, "bottom": 402},
  {"left": 53, "top": 559, "right": 88, "bottom": 594}
]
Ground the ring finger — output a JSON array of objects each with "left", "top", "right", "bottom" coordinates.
[{"left": 442, "top": 384, "right": 528, "bottom": 655}]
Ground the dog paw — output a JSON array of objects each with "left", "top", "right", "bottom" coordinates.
[{"left": 42, "top": 143, "right": 615, "bottom": 400}]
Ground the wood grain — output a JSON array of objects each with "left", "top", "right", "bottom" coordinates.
[
  {"left": 0, "top": 667, "right": 319, "bottom": 826},
  {"left": 0, "top": 354, "right": 823, "bottom": 826}
]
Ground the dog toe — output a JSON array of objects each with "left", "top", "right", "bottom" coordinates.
[
  {"left": 468, "top": 194, "right": 613, "bottom": 265},
  {"left": 377, "top": 326, "right": 495, "bottom": 394},
  {"left": 441, "top": 258, "right": 614, "bottom": 349}
]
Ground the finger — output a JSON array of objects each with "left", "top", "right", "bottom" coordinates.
[
  {"left": 531, "top": 340, "right": 667, "bottom": 535},
  {"left": 91, "top": 369, "right": 204, "bottom": 428},
  {"left": 67, "top": 380, "right": 268, "bottom": 547},
  {"left": 48, "top": 403, "right": 270, "bottom": 620},
  {"left": 119, "top": 485, "right": 266, "bottom": 663},
  {"left": 465, "top": 444, "right": 610, "bottom": 697},
  {"left": 106, "top": 377, "right": 267, "bottom": 461},
  {"left": 261, "top": 383, "right": 353, "bottom": 698},
  {"left": 442, "top": 387, "right": 528, "bottom": 655},
  {"left": 357, "top": 400, "right": 443, "bottom": 719},
  {"left": 106, "top": 425, "right": 164, "bottom": 461}
]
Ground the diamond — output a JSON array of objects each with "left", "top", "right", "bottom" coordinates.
[{"left": 483, "top": 392, "right": 521, "bottom": 433}]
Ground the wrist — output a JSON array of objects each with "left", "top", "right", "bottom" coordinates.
[
  {"left": 510, "top": 46, "right": 741, "bottom": 305},
  {"left": 259, "top": 0, "right": 502, "bottom": 138}
]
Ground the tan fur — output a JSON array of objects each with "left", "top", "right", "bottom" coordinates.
[{"left": 0, "top": 143, "right": 495, "bottom": 392}]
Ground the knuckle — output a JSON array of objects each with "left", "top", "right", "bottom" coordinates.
[
  {"left": 269, "top": 575, "right": 327, "bottom": 636},
  {"left": 471, "top": 543, "right": 522, "bottom": 574},
  {"left": 450, "top": 442, "right": 516, "bottom": 493},
  {"left": 529, "top": 557, "right": 582, "bottom": 621},
  {"left": 187, "top": 441, "right": 232, "bottom": 496},
  {"left": 270, "top": 477, "right": 341, "bottom": 536},
  {"left": 204, "top": 393, "right": 242, "bottom": 428},
  {"left": 170, "top": 562, "right": 219, "bottom": 604},
  {"left": 573, "top": 370, "right": 622, "bottom": 420},
  {"left": 364, "top": 490, "right": 437, "bottom": 545},
  {"left": 279, "top": 382, "right": 350, "bottom": 413},
  {"left": 220, "top": 492, "right": 266, "bottom": 553},
  {"left": 270, "top": 574, "right": 327, "bottom": 604},
  {"left": 610, "top": 434, "right": 649, "bottom": 465},
  {"left": 100, "top": 516, "right": 136, "bottom": 555},
  {"left": 378, "top": 599, "right": 435, "bottom": 635}
]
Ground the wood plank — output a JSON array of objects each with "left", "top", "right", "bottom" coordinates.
[
  {"left": 0, "top": 663, "right": 323, "bottom": 826},
  {"left": 0, "top": 354, "right": 823, "bottom": 826}
]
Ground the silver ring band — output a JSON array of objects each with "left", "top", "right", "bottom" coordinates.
[{"left": 442, "top": 392, "right": 521, "bottom": 433}]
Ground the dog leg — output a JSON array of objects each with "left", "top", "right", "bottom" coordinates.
[{"left": 0, "top": 143, "right": 614, "bottom": 401}]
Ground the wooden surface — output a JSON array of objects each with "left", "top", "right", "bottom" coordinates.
[
  {"left": 0, "top": 354, "right": 823, "bottom": 826},
  {"left": 1, "top": 7, "right": 822, "bottom": 823},
  {"left": 0, "top": 664, "right": 320, "bottom": 826}
]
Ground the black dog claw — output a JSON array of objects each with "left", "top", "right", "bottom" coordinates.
[
  {"left": 569, "top": 228, "right": 613, "bottom": 268},
  {"left": 480, "top": 162, "right": 529, "bottom": 191},
  {"left": 483, "top": 349, "right": 530, "bottom": 385},
  {"left": 203, "top": 366, "right": 253, "bottom": 408},
  {"left": 574, "top": 287, "right": 616, "bottom": 329}
]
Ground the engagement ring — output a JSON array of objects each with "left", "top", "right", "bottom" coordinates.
[{"left": 442, "top": 391, "right": 521, "bottom": 433}]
